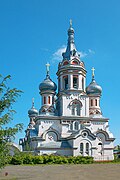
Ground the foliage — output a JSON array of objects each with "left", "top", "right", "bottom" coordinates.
[
  {"left": 10, "top": 154, "right": 23, "bottom": 165},
  {"left": 0, "top": 74, "right": 23, "bottom": 168},
  {"left": 113, "top": 154, "right": 120, "bottom": 162},
  {"left": 9, "top": 152, "right": 94, "bottom": 165}
]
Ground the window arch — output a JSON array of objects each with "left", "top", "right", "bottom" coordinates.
[
  {"left": 71, "top": 60, "right": 78, "bottom": 65},
  {"left": 73, "top": 76, "right": 78, "bottom": 89},
  {"left": 69, "top": 123, "right": 73, "bottom": 131},
  {"left": 44, "top": 96, "right": 46, "bottom": 104},
  {"left": 71, "top": 100, "right": 82, "bottom": 116},
  {"left": 42, "top": 109, "right": 46, "bottom": 112},
  {"left": 91, "top": 99, "right": 93, "bottom": 106},
  {"left": 95, "top": 99, "right": 97, "bottom": 106},
  {"left": 74, "top": 121, "right": 79, "bottom": 130},
  {"left": 63, "top": 76, "right": 68, "bottom": 89},
  {"left": 86, "top": 143, "right": 89, "bottom": 155},
  {"left": 63, "top": 61, "right": 69, "bottom": 65},
  {"left": 80, "top": 143, "right": 84, "bottom": 155},
  {"left": 48, "top": 96, "right": 50, "bottom": 104}
]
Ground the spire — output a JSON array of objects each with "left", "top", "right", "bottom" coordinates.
[
  {"left": 91, "top": 67, "right": 95, "bottom": 81},
  {"left": 62, "top": 20, "right": 80, "bottom": 61},
  {"left": 70, "top": 19, "right": 72, "bottom": 28},
  {"left": 46, "top": 62, "right": 50, "bottom": 78},
  {"left": 32, "top": 98, "right": 34, "bottom": 108}
]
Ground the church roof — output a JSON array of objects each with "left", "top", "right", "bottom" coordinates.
[{"left": 37, "top": 141, "right": 72, "bottom": 149}]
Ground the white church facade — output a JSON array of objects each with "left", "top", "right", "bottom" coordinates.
[{"left": 19, "top": 22, "right": 115, "bottom": 161}]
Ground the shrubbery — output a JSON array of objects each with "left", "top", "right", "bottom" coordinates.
[{"left": 9, "top": 153, "right": 93, "bottom": 165}]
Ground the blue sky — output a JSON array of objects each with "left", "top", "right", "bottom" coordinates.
[{"left": 0, "top": 0, "right": 120, "bottom": 145}]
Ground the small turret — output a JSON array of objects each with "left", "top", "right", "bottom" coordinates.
[
  {"left": 39, "top": 63, "right": 57, "bottom": 115},
  {"left": 28, "top": 98, "right": 38, "bottom": 117},
  {"left": 39, "top": 63, "right": 57, "bottom": 92},
  {"left": 86, "top": 68, "right": 102, "bottom": 116},
  {"left": 86, "top": 67, "right": 102, "bottom": 96},
  {"left": 28, "top": 98, "right": 38, "bottom": 128}
]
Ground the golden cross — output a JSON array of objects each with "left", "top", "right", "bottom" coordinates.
[
  {"left": 91, "top": 67, "right": 95, "bottom": 77},
  {"left": 46, "top": 62, "right": 50, "bottom": 74}
]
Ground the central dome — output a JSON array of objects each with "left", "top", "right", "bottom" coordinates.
[{"left": 39, "top": 75, "right": 57, "bottom": 92}]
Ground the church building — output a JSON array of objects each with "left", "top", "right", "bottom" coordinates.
[{"left": 19, "top": 22, "right": 115, "bottom": 161}]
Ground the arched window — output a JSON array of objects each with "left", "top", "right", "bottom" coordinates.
[
  {"left": 69, "top": 123, "right": 73, "bottom": 131},
  {"left": 48, "top": 96, "right": 50, "bottom": 104},
  {"left": 73, "top": 76, "right": 78, "bottom": 89},
  {"left": 86, "top": 143, "right": 89, "bottom": 155},
  {"left": 58, "top": 78, "right": 60, "bottom": 91},
  {"left": 91, "top": 99, "right": 93, "bottom": 106},
  {"left": 44, "top": 96, "right": 46, "bottom": 104},
  {"left": 74, "top": 121, "right": 79, "bottom": 130},
  {"left": 71, "top": 60, "right": 78, "bottom": 65},
  {"left": 95, "top": 99, "right": 97, "bottom": 106},
  {"left": 82, "top": 77, "right": 84, "bottom": 90},
  {"left": 63, "top": 76, "right": 68, "bottom": 90},
  {"left": 80, "top": 143, "right": 84, "bottom": 155},
  {"left": 42, "top": 109, "right": 46, "bottom": 112},
  {"left": 72, "top": 107, "right": 75, "bottom": 115},
  {"left": 71, "top": 100, "right": 82, "bottom": 116},
  {"left": 63, "top": 61, "right": 69, "bottom": 65}
]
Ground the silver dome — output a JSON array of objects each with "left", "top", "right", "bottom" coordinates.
[
  {"left": 28, "top": 107, "right": 38, "bottom": 116},
  {"left": 39, "top": 75, "right": 57, "bottom": 92},
  {"left": 86, "top": 79, "right": 102, "bottom": 95}
]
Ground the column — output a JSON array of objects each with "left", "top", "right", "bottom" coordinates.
[
  {"left": 60, "top": 76, "right": 63, "bottom": 90},
  {"left": 69, "top": 74, "right": 73, "bottom": 89},
  {"left": 84, "top": 77, "right": 86, "bottom": 92},
  {"left": 78, "top": 75, "right": 82, "bottom": 90}
]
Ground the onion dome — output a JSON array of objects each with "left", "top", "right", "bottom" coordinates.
[
  {"left": 39, "top": 63, "right": 57, "bottom": 92},
  {"left": 86, "top": 67, "right": 102, "bottom": 95},
  {"left": 28, "top": 98, "right": 38, "bottom": 117},
  {"left": 39, "top": 75, "right": 57, "bottom": 92}
]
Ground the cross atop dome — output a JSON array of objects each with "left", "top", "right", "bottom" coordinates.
[
  {"left": 32, "top": 98, "right": 35, "bottom": 108},
  {"left": 70, "top": 19, "right": 72, "bottom": 28},
  {"left": 45, "top": 62, "right": 51, "bottom": 79},
  {"left": 91, "top": 67, "right": 95, "bottom": 80}
]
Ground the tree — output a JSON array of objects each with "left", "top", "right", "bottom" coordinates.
[{"left": 0, "top": 74, "right": 23, "bottom": 168}]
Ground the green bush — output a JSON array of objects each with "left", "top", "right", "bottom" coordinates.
[
  {"left": 33, "top": 156, "right": 44, "bottom": 164},
  {"left": 9, "top": 153, "right": 94, "bottom": 165},
  {"left": 67, "top": 156, "right": 75, "bottom": 164},
  {"left": 10, "top": 155, "right": 23, "bottom": 165},
  {"left": 22, "top": 154, "right": 33, "bottom": 164}
]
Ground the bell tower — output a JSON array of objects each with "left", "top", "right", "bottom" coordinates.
[{"left": 56, "top": 21, "right": 89, "bottom": 117}]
